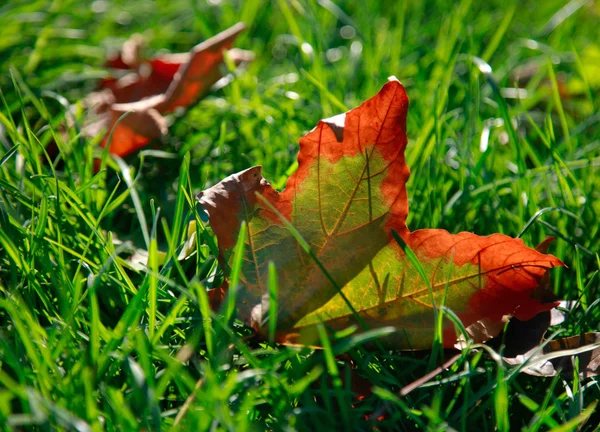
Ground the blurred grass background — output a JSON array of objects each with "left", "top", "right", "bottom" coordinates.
[{"left": 1, "top": 0, "right": 599, "bottom": 430}]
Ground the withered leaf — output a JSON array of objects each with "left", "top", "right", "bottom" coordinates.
[
  {"left": 504, "top": 332, "right": 600, "bottom": 377},
  {"left": 84, "top": 22, "right": 253, "bottom": 157}
]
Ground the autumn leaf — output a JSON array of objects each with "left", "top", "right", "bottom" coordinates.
[
  {"left": 197, "top": 78, "right": 563, "bottom": 349},
  {"left": 84, "top": 22, "right": 253, "bottom": 157}
]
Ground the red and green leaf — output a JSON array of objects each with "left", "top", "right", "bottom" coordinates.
[{"left": 197, "top": 78, "right": 563, "bottom": 349}]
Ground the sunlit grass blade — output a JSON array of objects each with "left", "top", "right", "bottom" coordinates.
[
  {"left": 113, "top": 155, "right": 150, "bottom": 248},
  {"left": 267, "top": 261, "right": 278, "bottom": 344},
  {"left": 316, "top": 323, "right": 350, "bottom": 429},
  {"left": 224, "top": 220, "right": 246, "bottom": 324},
  {"left": 193, "top": 281, "right": 214, "bottom": 358}
]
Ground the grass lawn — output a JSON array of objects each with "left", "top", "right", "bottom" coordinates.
[{"left": 1, "top": 0, "right": 600, "bottom": 430}]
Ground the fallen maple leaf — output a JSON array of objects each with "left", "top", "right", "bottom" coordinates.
[
  {"left": 197, "top": 78, "right": 563, "bottom": 349},
  {"left": 84, "top": 22, "right": 253, "bottom": 157}
]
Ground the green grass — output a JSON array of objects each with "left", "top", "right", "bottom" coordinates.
[{"left": 1, "top": 0, "right": 600, "bottom": 429}]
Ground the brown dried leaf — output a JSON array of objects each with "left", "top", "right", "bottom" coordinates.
[{"left": 504, "top": 332, "right": 600, "bottom": 377}]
